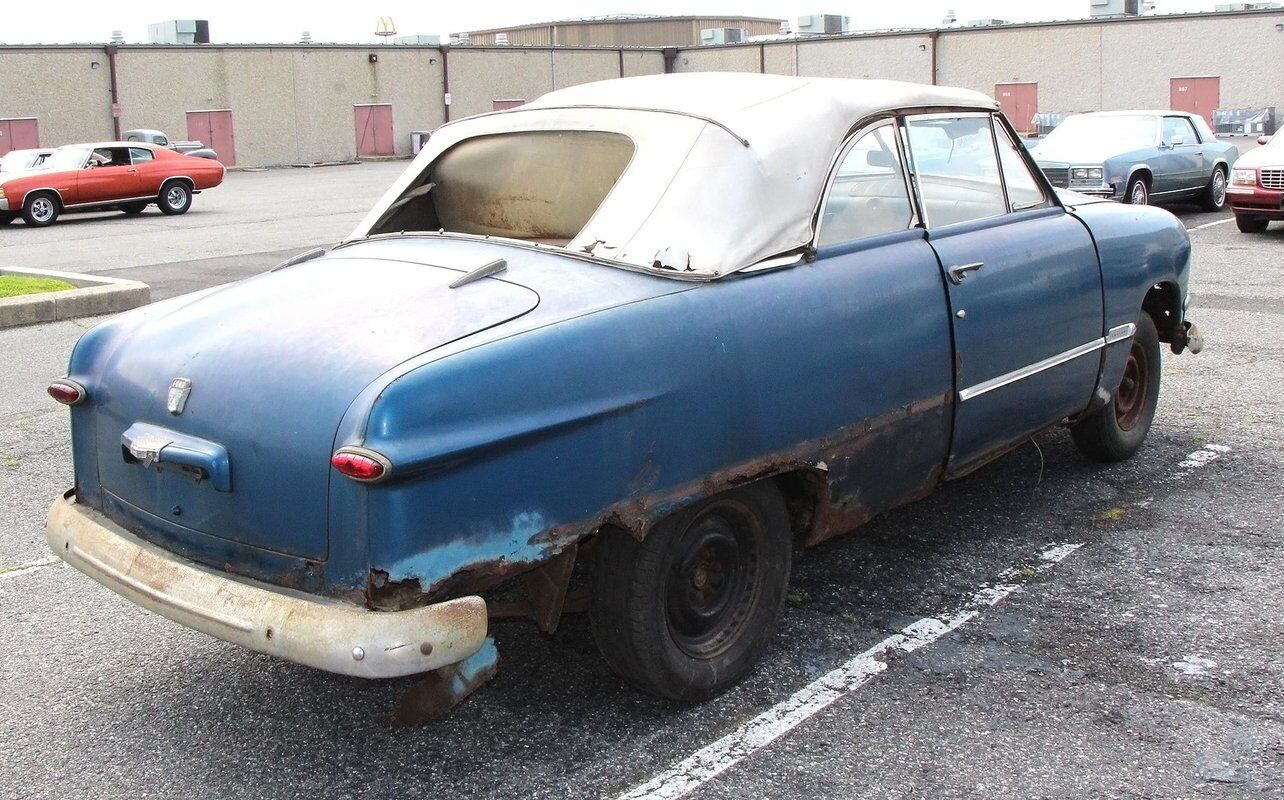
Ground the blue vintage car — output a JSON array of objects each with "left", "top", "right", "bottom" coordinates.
[
  {"left": 46, "top": 74, "right": 1203, "bottom": 718},
  {"left": 1031, "top": 110, "right": 1238, "bottom": 208}
]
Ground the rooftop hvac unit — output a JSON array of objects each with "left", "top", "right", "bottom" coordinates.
[
  {"left": 450, "top": 34, "right": 472, "bottom": 46},
  {"left": 1214, "top": 3, "right": 1284, "bottom": 10},
  {"left": 700, "top": 27, "right": 748, "bottom": 45},
  {"left": 1089, "top": 0, "right": 1142, "bottom": 18},
  {"left": 110, "top": 30, "right": 125, "bottom": 44},
  {"left": 967, "top": 18, "right": 1012, "bottom": 26},
  {"left": 795, "top": 14, "right": 849, "bottom": 36},
  {"left": 495, "top": 32, "right": 509, "bottom": 45},
  {"left": 147, "top": 19, "right": 210, "bottom": 45}
]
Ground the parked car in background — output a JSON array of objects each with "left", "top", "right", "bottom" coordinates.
[
  {"left": 1031, "top": 111, "right": 1237, "bottom": 209},
  {"left": 45, "top": 75, "right": 1202, "bottom": 719},
  {"left": 1227, "top": 131, "right": 1284, "bottom": 232},
  {"left": 123, "top": 129, "right": 219, "bottom": 160},
  {"left": 0, "top": 147, "right": 53, "bottom": 173},
  {"left": 0, "top": 142, "right": 224, "bottom": 226}
]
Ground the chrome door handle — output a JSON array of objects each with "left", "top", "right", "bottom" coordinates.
[{"left": 947, "top": 262, "right": 984, "bottom": 284}]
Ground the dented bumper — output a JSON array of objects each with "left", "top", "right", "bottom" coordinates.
[{"left": 45, "top": 490, "right": 488, "bottom": 679}]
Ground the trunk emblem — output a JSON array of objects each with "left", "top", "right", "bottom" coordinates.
[{"left": 167, "top": 378, "right": 192, "bottom": 415}]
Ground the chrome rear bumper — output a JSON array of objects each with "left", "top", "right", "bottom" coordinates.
[{"left": 46, "top": 491, "right": 488, "bottom": 679}]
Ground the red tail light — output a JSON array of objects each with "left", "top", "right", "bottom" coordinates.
[
  {"left": 331, "top": 447, "right": 391, "bottom": 483},
  {"left": 48, "top": 379, "right": 87, "bottom": 406}
]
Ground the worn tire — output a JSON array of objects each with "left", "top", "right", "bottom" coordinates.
[
  {"left": 1235, "top": 214, "right": 1269, "bottom": 234},
  {"left": 21, "top": 191, "right": 59, "bottom": 227},
  {"left": 157, "top": 180, "right": 192, "bottom": 215},
  {"left": 1124, "top": 174, "right": 1150, "bottom": 206},
  {"left": 1071, "top": 313, "right": 1161, "bottom": 463},
  {"left": 120, "top": 202, "right": 147, "bottom": 216},
  {"left": 1200, "top": 166, "right": 1228, "bottom": 212},
  {"left": 590, "top": 482, "right": 792, "bottom": 701}
]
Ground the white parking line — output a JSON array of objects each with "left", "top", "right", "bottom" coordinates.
[
  {"left": 614, "top": 542, "right": 1083, "bottom": 800},
  {"left": 1188, "top": 218, "right": 1235, "bottom": 231},
  {"left": 0, "top": 556, "right": 60, "bottom": 581}
]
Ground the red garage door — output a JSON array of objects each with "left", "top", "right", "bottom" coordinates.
[
  {"left": 492, "top": 99, "right": 527, "bottom": 111},
  {"left": 995, "top": 83, "right": 1038, "bottom": 135},
  {"left": 0, "top": 117, "right": 40, "bottom": 156},
  {"left": 186, "top": 109, "right": 237, "bottom": 166},
  {"left": 1170, "top": 77, "right": 1220, "bottom": 127},
  {"left": 354, "top": 104, "right": 394, "bottom": 157}
]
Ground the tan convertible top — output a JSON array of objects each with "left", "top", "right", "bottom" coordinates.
[{"left": 350, "top": 73, "right": 998, "bottom": 277}]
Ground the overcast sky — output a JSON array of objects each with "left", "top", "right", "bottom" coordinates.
[{"left": 0, "top": 0, "right": 1225, "bottom": 44}]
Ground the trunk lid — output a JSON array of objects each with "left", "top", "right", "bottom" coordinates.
[{"left": 90, "top": 256, "right": 539, "bottom": 561}]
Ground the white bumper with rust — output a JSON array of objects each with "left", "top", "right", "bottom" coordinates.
[{"left": 46, "top": 491, "right": 488, "bottom": 679}]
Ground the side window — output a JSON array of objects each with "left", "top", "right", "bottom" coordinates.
[
  {"left": 1163, "top": 117, "right": 1198, "bottom": 146},
  {"left": 130, "top": 148, "right": 154, "bottom": 164},
  {"left": 906, "top": 115, "right": 1006, "bottom": 227},
  {"left": 817, "top": 123, "right": 915, "bottom": 246},
  {"left": 993, "top": 121, "right": 1048, "bottom": 210}
]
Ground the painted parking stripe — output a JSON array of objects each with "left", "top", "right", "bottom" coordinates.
[
  {"left": 614, "top": 542, "right": 1083, "bottom": 800},
  {"left": 0, "top": 556, "right": 60, "bottom": 581},
  {"left": 1188, "top": 218, "right": 1234, "bottom": 231}
]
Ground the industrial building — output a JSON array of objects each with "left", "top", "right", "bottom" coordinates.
[
  {"left": 449, "top": 14, "right": 785, "bottom": 47},
  {"left": 0, "top": 7, "right": 1280, "bottom": 167}
]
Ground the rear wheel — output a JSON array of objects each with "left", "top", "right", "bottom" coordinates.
[
  {"left": 120, "top": 202, "right": 147, "bottom": 216},
  {"left": 1235, "top": 214, "right": 1269, "bottom": 233},
  {"left": 158, "top": 180, "right": 192, "bottom": 215},
  {"left": 1071, "top": 314, "right": 1161, "bottom": 463},
  {"left": 21, "top": 192, "right": 59, "bottom": 227},
  {"left": 1124, "top": 174, "right": 1150, "bottom": 206},
  {"left": 1200, "top": 167, "right": 1227, "bottom": 212},
  {"left": 590, "top": 482, "right": 792, "bottom": 701}
]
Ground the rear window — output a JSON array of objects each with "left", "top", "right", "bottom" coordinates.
[{"left": 373, "top": 130, "right": 634, "bottom": 245}]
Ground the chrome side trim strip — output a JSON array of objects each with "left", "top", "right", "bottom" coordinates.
[
  {"left": 959, "top": 337, "right": 1105, "bottom": 402},
  {"left": 1105, "top": 322, "right": 1137, "bottom": 344}
]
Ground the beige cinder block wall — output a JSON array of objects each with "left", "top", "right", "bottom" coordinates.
[
  {"left": 796, "top": 35, "right": 934, "bottom": 83},
  {"left": 1098, "top": 13, "right": 1284, "bottom": 113},
  {"left": 0, "top": 47, "right": 114, "bottom": 146},
  {"left": 116, "top": 46, "right": 446, "bottom": 165},
  {"left": 937, "top": 25, "right": 1104, "bottom": 114}
]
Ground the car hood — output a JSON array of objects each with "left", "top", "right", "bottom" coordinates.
[
  {"left": 1032, "top": 141, "right": 1138, "bottom": 165},
  {"left": 1234, "top": 145, "right": 1284, "bottom": 170}
]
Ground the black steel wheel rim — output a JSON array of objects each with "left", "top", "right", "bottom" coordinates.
[{"left": 665, "top": 501, "right": 763, "bottom": 659}]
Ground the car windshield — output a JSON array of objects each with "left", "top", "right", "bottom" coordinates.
[
  {"left": 0, "top": 151, "right": 33, "bottom": 171},
  {"left": 43, "top": 148, "right": 91, "bottom": 170},
  {"left": 1043, "top": 115, "right": 1158, "bottom": 150}
]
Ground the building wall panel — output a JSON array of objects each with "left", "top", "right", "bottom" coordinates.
[
  {"left": 672, "top": 46, "right": 760, "bottom": 73},
  {"left": 552, "top": 50, "right": 622, "bottom": 89},
  {"left": 448, "top": 50, "right": 555, "bottom": 120},
  {"left": 0, "top": 49, "right": 113, "bottom": 146},
  {"left": 621, "top": 50, "right": 666, "bottom": 77},
  {"left": 795, "top": 35, "right": 933, "bottom": 83},
  {"left": 938, "top": 26, "right": 1103, "bottom": 114}
]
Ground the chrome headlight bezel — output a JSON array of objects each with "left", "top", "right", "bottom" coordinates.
[
  {"left": 1231, "top": 168, "right": 1258, "bottom": 186},
  {"left": 1070, "top": 166, "right": 1104, "bottom": 183}
]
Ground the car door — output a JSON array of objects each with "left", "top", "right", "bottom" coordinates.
[
  {"left": 904, "top": 112, "right": 1104, "bottom": 476},
  {"left": 792, "top": 118, "right": 955, "bottom": 517},
  {"left": 77, "top": 147, "right": 142, "bottom": 204},
  {"left": 1159, "top": 116, "right": 1205, "bottom": 195},
  {"left": 129, "top": 147, "right": 166, "bottom": 196}
]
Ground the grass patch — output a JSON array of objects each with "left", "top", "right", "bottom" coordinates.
[{"left": 0, "top": 275, "right": 76, "bottom": 298}]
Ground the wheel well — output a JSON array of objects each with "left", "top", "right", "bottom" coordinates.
[
  {"left": 1129, "top": 168, "right": 1153, "bottom": 188},
  {"left": 24, "top": 188, "right": 62, "bottom": 209},
  {"left": 771, "top": 469, "right": 828, "bottom": 540},
  {"left": 1143, "top": 282, "right": 1182, "bottom": 344},
  {"left": 161, "top": 177, "right": 194, "bottom": 192}
]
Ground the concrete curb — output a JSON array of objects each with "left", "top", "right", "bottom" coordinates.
[{"left": 0, "top": 267, "right": 150, "bottom": 329}]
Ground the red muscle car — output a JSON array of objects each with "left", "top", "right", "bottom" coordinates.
[{"left": 0, "top": 142, "right": 225, "bottom": 227}]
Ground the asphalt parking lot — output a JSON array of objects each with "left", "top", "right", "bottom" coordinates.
[{"left": 2, "top": 162, "right": 1282, "bottom": 799}]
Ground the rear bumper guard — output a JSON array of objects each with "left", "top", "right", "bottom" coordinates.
[{"left": 45, "top": 490, "right": 489, "bottom": 679}]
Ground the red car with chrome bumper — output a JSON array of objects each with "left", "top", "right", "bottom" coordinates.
[
  {"left": 0, "top": 141, "right": 224, "bottom": 227},
  {"left": 1227, "top": 134, "right": 1283, "bottom": 233}
]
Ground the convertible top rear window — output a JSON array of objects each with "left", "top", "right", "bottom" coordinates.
[{"left": 372, "top": 131, "right": 634, "bottom": 245}]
